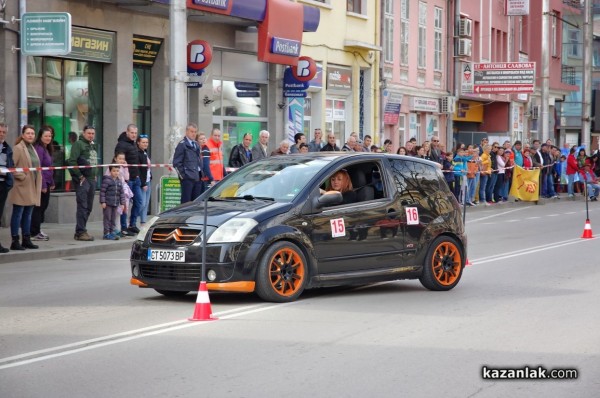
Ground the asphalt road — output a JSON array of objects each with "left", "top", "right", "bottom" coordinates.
[{"left": 1, "top": 200, "right": 599, "bottom": 398}]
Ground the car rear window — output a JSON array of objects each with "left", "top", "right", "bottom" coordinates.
[{"left": 389, "top": 159, "right": 441, "bottom": 202}]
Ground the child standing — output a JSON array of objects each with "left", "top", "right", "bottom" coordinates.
[
  {"left": 100, "top": 165, "right": 125, "bottom": 240},
  {"left": 107, "top": 153, "right": 134, "bottom": 237}
]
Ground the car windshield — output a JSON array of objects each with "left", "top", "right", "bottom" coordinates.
[{"left": 208, "top": 157, "right": 331, "bottom": 202}]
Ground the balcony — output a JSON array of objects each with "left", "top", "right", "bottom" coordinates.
[{"left": 562, "top": 65, "right": 576, "bottom": 85}]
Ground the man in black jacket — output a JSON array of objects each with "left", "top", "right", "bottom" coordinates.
[
  {"left": 114, "top": 124, "right": 143, "bottom": 234},
  {"left": 173, "top": 123, "right": 202, "bottom": 203},
  {"left": 320, "top": 131, "right": 340, "bottom": 151},
  {"left": 228, "top": 133, "right": 252, "bottom": 168}
]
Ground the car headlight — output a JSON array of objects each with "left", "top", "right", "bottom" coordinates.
[
  {"left": 207, "top": 218, "right": 258, "bottom": 243},
  {"left": 136, "top": 216, "right": 159, "bottom": 241}
]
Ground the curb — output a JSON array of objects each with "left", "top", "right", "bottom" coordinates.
[{"left": 0, "top": 239, "right": 134, "bottom": 264}]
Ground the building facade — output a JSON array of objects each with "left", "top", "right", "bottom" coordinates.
[
  {"left": 0, "top": 0, "right": 322, "bottom": 222},
  {"left": 298, "top": 0, "right": 380, "bottom": 149},
  {"left": 381, "top": 0, "right": 450, "bottom": 152}
]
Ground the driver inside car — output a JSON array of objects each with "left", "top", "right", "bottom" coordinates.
[{"left": 321, "top": 169, "right": 357, "bottom": 205}]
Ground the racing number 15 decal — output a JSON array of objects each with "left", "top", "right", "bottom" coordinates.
[
  {"left": 330, "top": 218, "right": 346, "bottom": 237},
  {"left": 405, "top": 207, "right": 420, "bottom": 225}
]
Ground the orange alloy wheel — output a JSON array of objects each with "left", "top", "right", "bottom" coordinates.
[
  {"left": 431, "top": 241, "right": 462, "bottom": 286},
  {"left": 268, "top": 248, "right": 306, "bottom": 297}
]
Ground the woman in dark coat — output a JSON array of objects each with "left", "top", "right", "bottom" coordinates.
[{"left": 31, "top": 126, "right": 55, "bottom": 240}]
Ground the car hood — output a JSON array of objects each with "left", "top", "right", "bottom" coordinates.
[{"left": 155, "top": 199, "right": 292, "bottom": 226}]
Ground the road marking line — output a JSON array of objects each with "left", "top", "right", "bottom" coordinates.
[
  {"left": 467, "top": 207, "right": 532, "bottom": 223},
  {"left": 470, "top": 237, "right": 597, "bottom": 266},
  {"left": 0, "top": 303, "right": 275, "bottom": 370}
]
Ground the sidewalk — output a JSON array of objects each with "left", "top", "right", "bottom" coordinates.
[
  {"left": 0, "top": 194, "right": 587, "bottom": 264},
  {"left": 0, "top": 221, "right": 134, "bottom": 264}
]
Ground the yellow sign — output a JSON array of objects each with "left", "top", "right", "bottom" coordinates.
[
  {"left": 510, "top": 166, "right": 540, "bottom": 202},
  {"left": 453, "top": 100, "right": 484, "bottom": 122}
]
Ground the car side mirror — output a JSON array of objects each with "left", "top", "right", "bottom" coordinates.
[{"left": 316, "top": 191, "right": 343, "bottom": 208}]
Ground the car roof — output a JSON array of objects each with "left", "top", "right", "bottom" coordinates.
[{"left": 270, "top": 152, "right": 442, "bottom": 168}]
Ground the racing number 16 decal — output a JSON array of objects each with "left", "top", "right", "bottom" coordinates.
[
  {"left": 330, "top": 218, "right": 346, "bottom": 237},
  {"left": 405, "top": 207, "right": 420, "bottom": 225}
]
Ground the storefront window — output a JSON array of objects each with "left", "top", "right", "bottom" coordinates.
[
  {"left": 133, "top": 67, "right": 152, "bottom": 139},
  {"left": 325, "top": 98, "right": 346, "bottom": 146},
  {"left": 212, "top": 80, "right": 267, "bottom": 118},
  {"left": 27, "top": 57, "right": 103, "bottom": 191},
  {"left": 211, "top": 50, "right": 268, "bottom": 165}
]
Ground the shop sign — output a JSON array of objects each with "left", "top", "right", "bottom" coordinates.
[
  {"left": 236, "top": 91, "right": 260, "bottom": 98},
  {"left": 473, "top": 62, "right": 535, "bottom": 94},
  {"left": 271, "top": 37, "right": 301, "bottom": 57},
  {"left": 283, "top": 58, "right": 315, "bottom": 98},
  {"left": 411, "top": 97, "right": 439, "bottom": 113},
  {"left": 66, "top": 26, "right": 115, "bottom": 63},
  {"left": 284, "top": 91, "right": 307, "bottom": 98},
  {"left": 234, "top": 82, "right": 260, "bottom": 90},
  {"left": 133, "top": 35, "right": 163, "bottom": 66},
  {"left": 287, "top": 98, "right": 305, "bottom": 142},
  {"left": 258, "top": 0, "right": 304, "bottom": 66},
  {"left": 327, "top": 66, "right": 352, "bottom": 91},
  {"left": 309, "top": 64, "right": 323, "bottom": 88},
  {"left": 186, "top": 0, "right": 319, "bottom": 33},
  {"left": 505, "top": 0, "right": 529, "bottom": 16},
  {"left": 453, "top": 100, "right": 484, "bottom": 122},
  {"left": 234, "top": 81, "right": 260, "bottom": 97},
  {"left": 160, "top": 176, "right": 181, "bottom": 212},
  {"left": 191, "top": 0, "right": 230, "bottom": 10},
  {"left": 292, "top": 56, "right": 317, "bottom": 82},
  {"left": 284, "top": 68, "right": 309, "bottom": 90},
  {"left": 21, "top": 12, "right": 72, "bottom": 56},
  {"left": 333, "top": 100, "right": 345, "bottom": 120},
  {"left": 188, "top": 0, "right": 233, "bottom": 15},
  {"left": 383, "top": 90, "right": 403, "bottom": 125},
  {"left": 461, "top": 62, "right": 473, "bottom": 94},
  {"left": 187, "top": 40, "right": 212, "bottom": 88}
]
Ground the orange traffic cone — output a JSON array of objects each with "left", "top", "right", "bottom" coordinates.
[
  {"left": 189, "top": 281, "right": 218, "bottom": 321},
  {"left": 581, "top": 219, "right": 594, "bottom": 239}
]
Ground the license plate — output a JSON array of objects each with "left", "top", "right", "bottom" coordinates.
[{"left": 147, "top": 249, "right": 185, "bottom": 262}]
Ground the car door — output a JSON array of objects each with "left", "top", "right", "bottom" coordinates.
[
  {"left": 304, "top": 161, "right": 405, "bottom": 274},
  {"left": 388, "top": 158, "right": 441, "bottom": 265}
]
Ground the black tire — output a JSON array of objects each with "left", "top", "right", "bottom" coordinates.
[
  {"left": 419, "top": 236, "right": 464, "bottom": 291},
  {"left": 255, "top": 241, "right": 308, "bottom": 302},
  {"left": 155, "top": 289, "right": 190, "bottom": 297}
]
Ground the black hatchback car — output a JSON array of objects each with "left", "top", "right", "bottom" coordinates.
[{"left": 130, "top": 153, "right": 467, "bottom": 302}]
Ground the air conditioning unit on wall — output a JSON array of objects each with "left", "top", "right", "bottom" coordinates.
[
  {"left": 457, "top": 38, "right": 472, "bottom": 57},
  {"left": 458, "top": 18, "right": 472, "bottom": 38},
  {"left": 440, "top": 96, "right": 456, "bottom": 113}
]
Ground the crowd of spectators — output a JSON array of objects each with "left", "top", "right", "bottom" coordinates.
[
  {"left": 268, "top": 130, "right": 600, "bottom": 206},
  {"left": 388, "top": 135, "right": 600, "bottom": 205}
]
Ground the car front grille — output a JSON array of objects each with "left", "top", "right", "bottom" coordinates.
[
  {"left": 140, "top": 263, "right": 201, "bottom": 282},
  {"left": 150, "top": 227, "right": 200, "bottom": 245}
]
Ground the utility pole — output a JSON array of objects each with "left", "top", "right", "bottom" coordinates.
[
  {"left": 169, "top": 0, "right": 188, "bottom": 161},
  {"left": 447, "top": 0, "right": 461, "bottom": 152},
  {"left": 19, "top": 0, "right": 26, "bottom": 127},
  {"left": 582, "top": 0, "right": 592, "bottom": 150},
  {"left": 541, "top": 0, "right": 550, "bottom": 143}
]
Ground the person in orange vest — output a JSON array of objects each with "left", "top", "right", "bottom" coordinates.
[{"left": 206, "top": 128, "right": 226, "bottom": 182}]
